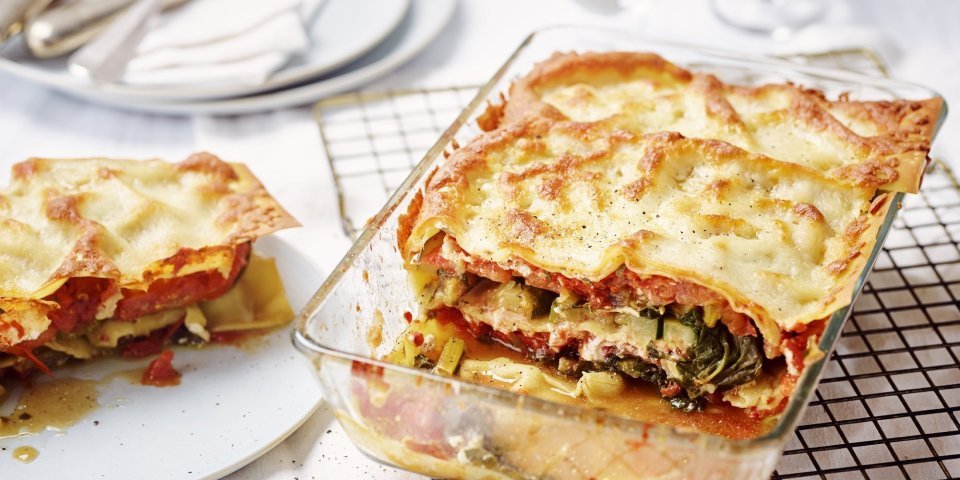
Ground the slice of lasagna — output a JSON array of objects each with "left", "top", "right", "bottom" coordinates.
[
  {"left": 0, "top": 152, "right": 298, "bottom": 378},
  {"left": 397, "top": 52, "right": 942, "bottom": 415}
]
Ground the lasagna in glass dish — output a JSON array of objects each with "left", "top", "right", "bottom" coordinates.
[
  {"left": 0, "top": 153, "right": 298, "bottom": 385},
  {"left": 294, "top": 28, "right": 948, "bottom": 480},
  {"left": 395, "top": 51, "right": 942, "bottom": 420}
]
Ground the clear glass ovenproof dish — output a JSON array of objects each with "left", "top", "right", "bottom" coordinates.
[{"left": 294, "top": 26, "right": 947, "bottom": 479}]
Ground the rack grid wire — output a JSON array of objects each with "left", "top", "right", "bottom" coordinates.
[{"left": 314, "top": 49, "right": 960, "bottom": 479}]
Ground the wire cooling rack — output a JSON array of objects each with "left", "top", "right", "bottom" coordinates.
[
  {"left": 314, "top": 49, "right": 960, "bottom": 479},
  {"left": 316, "top": 85, "right": 482, "bottom": 236},
  {"left": 774, "top": 160, "right": 960, "bottom": 480}
]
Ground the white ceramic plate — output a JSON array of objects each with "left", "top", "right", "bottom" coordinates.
[
  {"left": 23, "top": 0, "right": 457, "bottom": 115},
  {"left": 0, "top": 0, "right": 411, "bottom": 101},
  {"left": 0, "top": 236, "right": 323, "bottom": 480}
]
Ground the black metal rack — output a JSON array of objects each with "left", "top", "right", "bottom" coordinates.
[
  {"left": 774, "top": 160, "right": 960, "bottom": 479},
  {"left": 314, "top": 49, "right": 959, "bottom": 479}
]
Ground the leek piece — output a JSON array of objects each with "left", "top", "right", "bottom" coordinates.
[
  {"left": 577, "top": 371, "right": 625, "bottom": 400},
  {"left": 402, "top": 337, "right": 418, "bottom": 367},
  {"left": 702, "top": 304, "right": 722, "bottom": 328},
  {"left": 662, "top": 318, "right": 697, "bottom": 348},
  {"left": 557, "top": 357, "right": 579, "bottom": 376},
  {"left": 433, "top": 337, "right": 465, "bottom": 376}
]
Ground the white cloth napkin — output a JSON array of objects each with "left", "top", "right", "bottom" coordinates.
[{"left": 122, "top": 0, "right": 325, "bottom": 87}]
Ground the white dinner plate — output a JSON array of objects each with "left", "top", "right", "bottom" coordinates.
[
  {"left": 0, "top": 236, "right": 323, "bottom": 480},
  {"left": 0, "top": 0, "right": 411, "bottom": 101},
  {"left": 12, "top": 0, "right": 457, "bottom": 115}
]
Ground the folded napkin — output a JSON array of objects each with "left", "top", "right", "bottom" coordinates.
[{"left": 122, "top": 0, "right": 325, "bottom": 87}]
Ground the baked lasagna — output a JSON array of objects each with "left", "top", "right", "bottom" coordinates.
[
  {"left": 0, "top": 152, "right": 298, "bottom": 379},
  {"left": 396, "top": 52, "right": 942, "bottom": 416}
]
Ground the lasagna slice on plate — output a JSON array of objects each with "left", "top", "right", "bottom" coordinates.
[{"left": 0, "top": 152, "right": 298, "bottom": 380}]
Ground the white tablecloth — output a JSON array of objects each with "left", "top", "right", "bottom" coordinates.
[{"left": 0, "top": 1, "right": 957, "bottom": 478}]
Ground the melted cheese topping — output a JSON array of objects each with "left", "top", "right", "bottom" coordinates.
[
  {"left": 0, "top": 153, "right": 298, "bottom": 348},
  {"left": 402, "top": 120, "right": 890, "bottom": 352},
  {"left": 498, "top": 52, "right": 941, "bottom": 193}
]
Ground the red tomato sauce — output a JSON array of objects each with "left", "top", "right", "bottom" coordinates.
[
  {"left": 141, "top": 350, "right": 181, "bottom": 387},
  {"left": 121, "top": 318, "right": 184, "bottom": 358},
  {"left": 425, "top": 236, "right": 757, "bottom": 337},
  {"left": 114, "top": 243, "right": 251, "bottom": 321},
  {"left": 1, "top": 243, "right": 251, "bottom": 376},
  {"left": 45, "top": 277, "right": 114, "bottom": 333}
]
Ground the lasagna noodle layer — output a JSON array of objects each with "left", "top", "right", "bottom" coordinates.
[
  {"left": 0, "top": 253, "right": 295, "bottom": 374},
  {"left": 483, "top": 51, "right": 942, "bottom": 193},
  {"left": 400, "top": 119, "right": 890, "bottom": 354},
  {"left": 0, "top": 153, "right": 299, "bottom": 348}
]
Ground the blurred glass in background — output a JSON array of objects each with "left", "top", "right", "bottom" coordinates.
[{"left": 710, "top": 0, "right": 826, "bottom": 40}]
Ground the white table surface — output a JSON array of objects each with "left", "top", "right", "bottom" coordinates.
[{"left": 0, "top": 1, "right": 957, "bottom": 478}]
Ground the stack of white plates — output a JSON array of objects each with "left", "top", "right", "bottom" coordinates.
[{"left": 0, "top": 0, "right": 456, "bottom": 114}]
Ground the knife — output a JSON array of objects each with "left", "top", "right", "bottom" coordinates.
[{"left": 25, "top": 0, "right": 188, "bottom": 59}]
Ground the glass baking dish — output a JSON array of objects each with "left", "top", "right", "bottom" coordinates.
[{"left": 294, "top": 26, "right": 947, "bottom": 479}]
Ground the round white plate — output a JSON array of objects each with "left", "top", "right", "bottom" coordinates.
[
  {"left": 0, "top": 0, "right": 411, "bottom": 101},
  {"left": 0, "top": 236, "right": 323, "bottom": 480},
  {"left": 21, "top": 0, "right": 457, "bottom": 115}
]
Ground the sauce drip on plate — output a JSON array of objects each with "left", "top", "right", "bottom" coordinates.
[
  {"left": 0, "top": 378, "right": 99, "bottom": 438},
  {"left": 12, "top": 446, "right": 38, "bottom": 463}
]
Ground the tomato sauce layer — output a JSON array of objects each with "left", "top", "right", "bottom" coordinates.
[{"left": 422, "top": 236, "right": 756, "bottom": 337}]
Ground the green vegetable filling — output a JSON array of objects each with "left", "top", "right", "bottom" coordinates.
[
  {"left": 610, "top": 308, "right": 763, "bottom": 411},
  {"left": 418, "top": 272, "right": 763, "bottom": 412},
  {"left": 674, "top": 309, "right": 763, "bottom": 396}
]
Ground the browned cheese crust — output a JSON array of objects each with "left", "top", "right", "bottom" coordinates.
[{"left": 479, "top": 51, "right": 942, "bottom": 193}]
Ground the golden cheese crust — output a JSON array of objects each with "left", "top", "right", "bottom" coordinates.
[
  {"left": 483, "top": 51, "right": 942, "bottom": 193},
  {"left": 400, "top": 118, "right": 892, "bottom": 352},
  {"left": 0, "top": 152, "right": 299, "bottom": 348}
]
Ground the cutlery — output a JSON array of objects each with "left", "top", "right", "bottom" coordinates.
[
  {"left": 25, "top": 0, "right": 188, "bottom": 58},
  {"left": 0, "top": 0, "right": 52, "bottom": 46}
]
